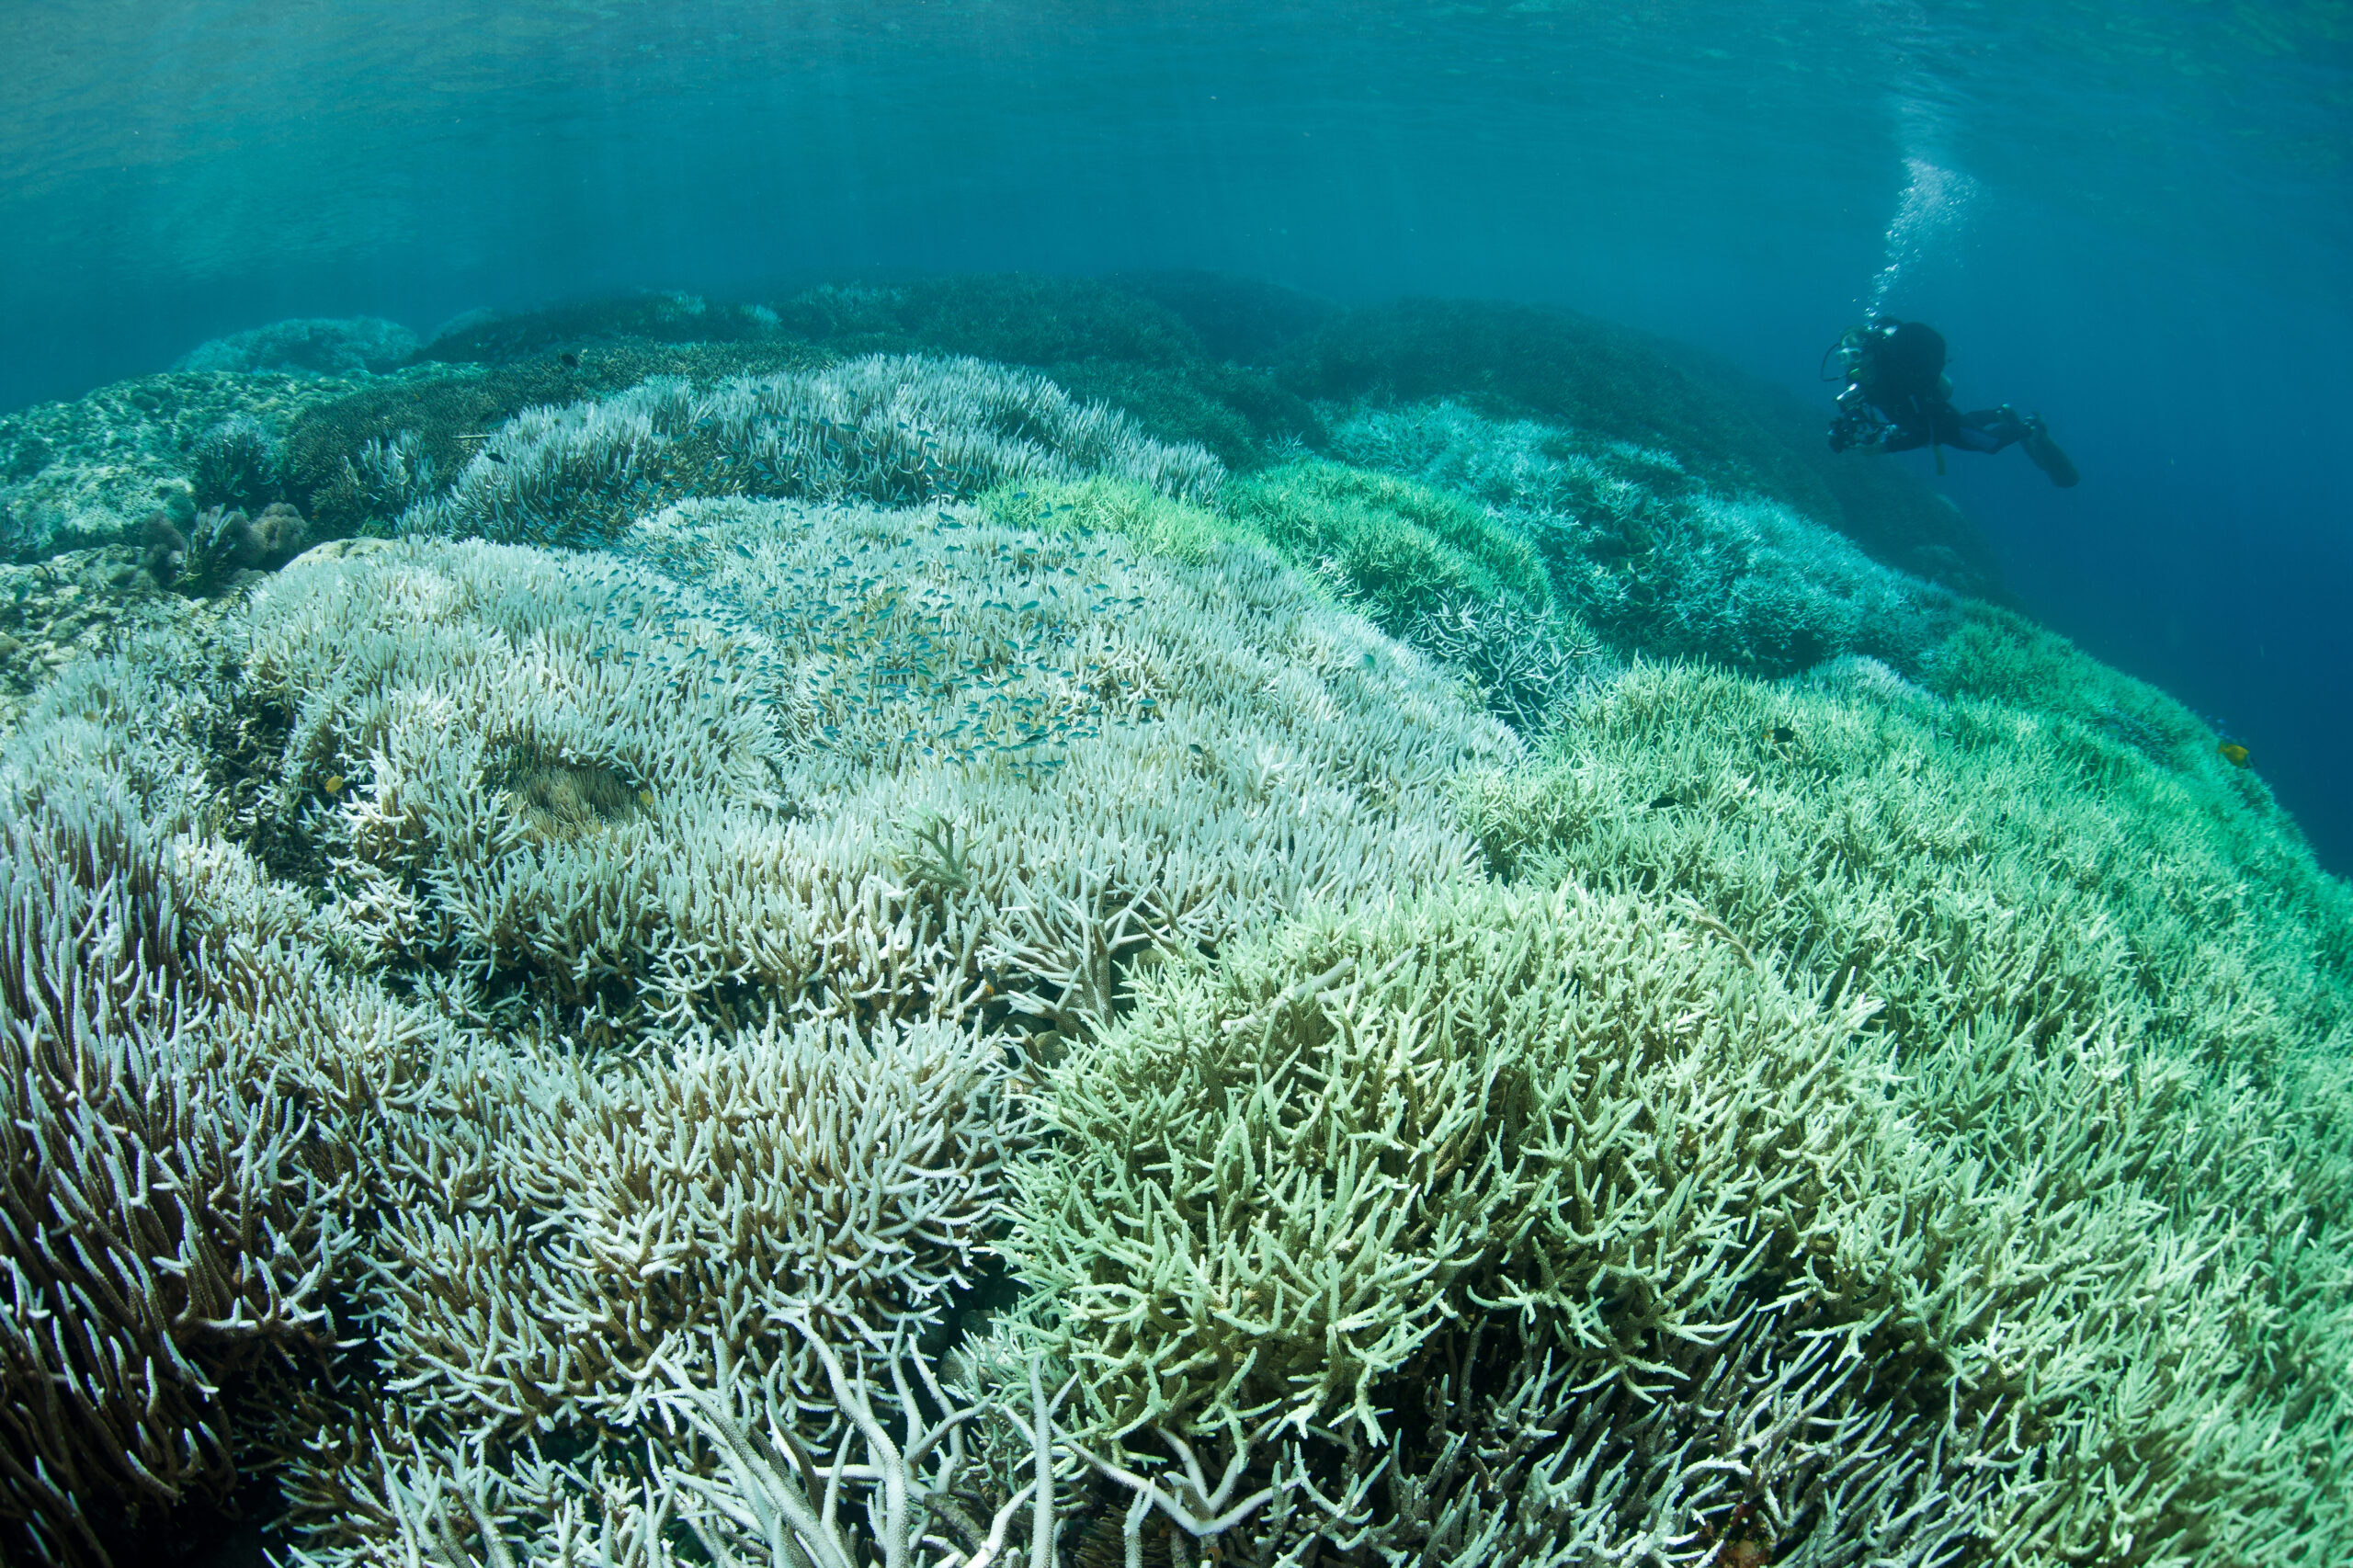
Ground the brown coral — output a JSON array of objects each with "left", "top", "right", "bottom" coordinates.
[{"left": 0, "top": 786, "right": 344, "bottom": 1565}]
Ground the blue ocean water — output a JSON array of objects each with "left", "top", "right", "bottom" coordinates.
[{"left": 3, "top": 2, "right": 2345, "bottom": 868}]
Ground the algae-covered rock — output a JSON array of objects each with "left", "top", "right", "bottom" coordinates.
[
  {"left": 175, "top": 315, "right": 421, "bottom": 377},
  {"left": 0, "top": 369, "right": 423, "bottom": 562}
]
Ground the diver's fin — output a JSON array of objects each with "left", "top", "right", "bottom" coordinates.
[{"left": 2022, "top": 416, "right": 2079, "bottom": 487}]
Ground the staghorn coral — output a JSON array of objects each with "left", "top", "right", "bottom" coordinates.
[
  {"left": 1, "top": 311, "right": 2347, "bottom": 1566},
  {"left": 188, "top": 413, "right": 286, "bottom": 512},
  {"left": 1404, "top": 589, "right": 1616, "bottom": 734},
  {"left": 1009, "top": 883, "right": 1881, "bottom": 1441},
  {"left": 984, "top": 474, "right": 1265, "bottom": 567},
  {"left": 220, "top": 504, "right": 1496, "bottom": 1042},
  {"left": 987, "top": 473, "right": 1608, "bottom": 734},
  {"left": 402, "top": 355, "right": 1225, "bottom": 549},
  {"left": 0, "top": 780, "right": 347, "bottom": 1565},
  {"left": 998, "top": 883, "right": 2014, "bottom": 1564},
  {"left": 1330, "top": 399, "right": 1955, "bottom": 676},
  {"left": 0, "top": 492, "right": 1514, "bottom": 1562},
  {"left": 289, "top": 1013, "right": 1023, "bottom": 1529},
  {"left": 1226, "top": 457, "right": 1553, "bottom": 634},
  {"left": 995, "top": 848, "right": 2338, "bottom": 1562},
  {"left": 340, "top": 429, "right": 439, "bottom": 518},
  {"left": 1452, "top": 657, "right": 2353, "bottom": 1561}
]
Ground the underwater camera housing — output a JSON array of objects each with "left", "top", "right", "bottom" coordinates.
[
  {"left": 1826, "top": 385, "right": 1894, "bottom": 453},
  {"left": 1822, "top": 319, "right": 1915, "bottom": 452},
  {"left": 1824, "top": 323, "right": 1893, "bottom": 452}
]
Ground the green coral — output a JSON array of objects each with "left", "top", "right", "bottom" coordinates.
[
  {"left": 1331, "top": 399, "right": 1955, "bottom": 677},
  {"left": 1228, "top": 459, "right": 1552, "bottom": 632},
  {"left": 1451, "top": 657, "right": 2353, "bottom": 1559},
  {"left": 984, "top": 475, "right": 1260, "bottom": 565},
  {"left": 1007, "top": 866, "right": 2304, "bottom": 1561},
  {"left": 1917, "top": 602, "right": 2324, "bottom": 903},
  {"left": 1011, "top": 884, "right": 1904, "bottom": 1444},
  {"left": 999, "top": 652, "right": 2353, "bottom": 1561}
]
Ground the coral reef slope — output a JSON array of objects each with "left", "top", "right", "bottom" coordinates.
[{"left": 0, "top": 292, "right": 2343, "bottom": 1567}]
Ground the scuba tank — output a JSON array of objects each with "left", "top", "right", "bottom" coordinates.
[{"left": 1823, "top": 319, "right": 1948, "bottom": 396}]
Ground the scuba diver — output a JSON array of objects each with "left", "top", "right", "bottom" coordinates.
[{"left": 1825, "top": 319, "right": 2078, "bottom": 486}]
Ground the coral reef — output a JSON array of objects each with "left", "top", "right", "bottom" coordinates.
[
  {"left": 162, "top": 502, "right": 310, "bottom": 592},
  {"left": 401, "top": 356, "right": 1225, "bottom": 548},
  {"left": 416, "top": 290, "right": 790, "bottom": 364},
  {"left": 1008, "top": 885, "right": 1992, "bottom": 1562},
  {"left": 0, "top": 549, "right": 171, "bottom": 728},
  {"left": 175, "top": 317, "right": 421, "bottom": 378},
  {"left": 986, "top": 473, "right": 1606, "bottom": 734},
  {"left": 1403, "top": 588, "right": 1616, "bottom": 733},
  {"left": 1329, "top": 398, "right": 1957, "bottom": 677},
  {"left": 761, "top": 274, "right": 1324, "bottom": 468},
  {"left": 275, "top": 342, "right": 847, "bottom": 537},
  {"left": 188, "top": 414, "right": 285, "bottom": 511},
  {"left": 0, "top": 282, "right": 2344, "bottom": 1566},
  {"left": 1451, "top": 659, "right": 2353, "bottom": 1557},
  {"left": 0, "top": 371, "right": 378, "bottom": 562},
  {"left": 1104, "top": 269, "right": 1338, "bottom": 364},
  {"left": 0, "top": 493, "right": 1506, "bottom": 1561},
  {"left": 1280, "top": 297, "right": 2004, "bottom": 593},
  {"left": 1227, "top": 458, "right": 1553, "bottom": 634},
  {"left": 0, "top": 780, "right": 345, "bottom": 1564}
]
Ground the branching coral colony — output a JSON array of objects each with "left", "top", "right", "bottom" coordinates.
[{"left": 0, "top": 341, "right": 2346, "bottom": 1567}]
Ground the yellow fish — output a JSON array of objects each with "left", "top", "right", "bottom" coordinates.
[
  {"left": 322, "top": 775, "right": 344, "bottom": 796},
  {"left": 2218, "top": 743, "right": 2251, "bottom": 768}
]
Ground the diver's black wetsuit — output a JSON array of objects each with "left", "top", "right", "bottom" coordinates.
[
  {"left": 1872, "top": 391, "right": 2032, "bottom": 455},
  {"left": 1827, "top": 319, "right": 2077, "bottom": 484},
  {"left": 1835, "top": 321, "right": 2015, "bottom": 449}
]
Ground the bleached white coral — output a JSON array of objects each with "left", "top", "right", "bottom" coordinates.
[
  {"left": 0, "top": 494, "right": 1516, "bottom": 1562},
  {"left": 344, "top": 429, "right": 440, "bottom": 517},
  {"left": 348, "top": 1015, "right": 1021, "bottom": 1442},
  {"left": 406, "top": 355, "right": 1225, "bottom": 547},
  {"left": 215, "top": 504, "right": 1506, "bottom": 1047}
]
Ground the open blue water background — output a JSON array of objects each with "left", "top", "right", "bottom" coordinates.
[{"left": 3, "top": 0, "right": 2346, "bottom": 869}]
